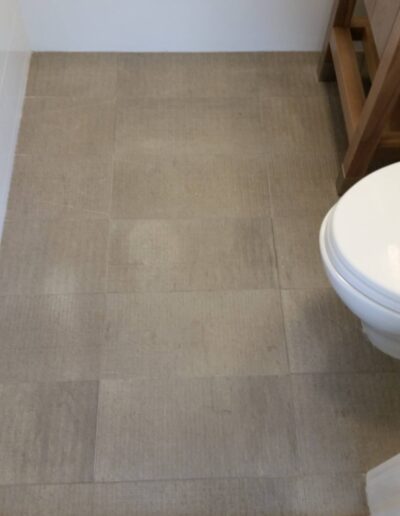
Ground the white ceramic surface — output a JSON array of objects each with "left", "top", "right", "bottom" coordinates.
[
  {"left": 320, "top": 167, "right": 400, "bottom": 359},
  {"left": 331, "top": 163, "right": 400, "bottom": 305}
]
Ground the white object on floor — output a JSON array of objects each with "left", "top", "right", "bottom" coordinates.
[
  {"left": 367, "top": 453, "right": 400, "bottom": 515},
  {"left": 319, "top": 162, "right": 400, "bottom": 359}
]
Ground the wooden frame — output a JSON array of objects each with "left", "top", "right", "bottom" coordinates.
[{"left": 319, "top": 0, "right": 400, "bottom": 194}]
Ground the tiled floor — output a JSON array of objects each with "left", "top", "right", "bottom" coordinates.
[{"left": 0, "top": 52, "right": 399, "bottom": 515}]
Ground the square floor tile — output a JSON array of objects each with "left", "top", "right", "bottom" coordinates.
[
  {"left": 261, "top": 96, "right": 346, "bottom": 156},
  {"left": 7, "top": 155, "right": 112, "bottom": 220},
  {"left": 294, "top": 474, "right": 367, "bottom": 515},
  {"left": 111, "top": 154, "right": 270, "bottom": 219},
  {"left": 282, "top": 288, "right": 400, "bottom": 373},
  {"left": 117, "top": 53, "right": 265, "bottom": 99},
  {"left": 17, "top": 97, "right": 115, "bottom": 159},
  {"left": 0, "top": 477, "right": 299, "bottom": 516},
  {"left": 26, "top": 52, "right": 118, "bottom": 98},
  {"left": 293, "top": 373, "right": 400, "bottom": 475},
  {"left": 0, "top": 381, "right": 98, "bottom": 485},
  {"left": 0, "top": 218, "right": 108, "bottom": 294},
  {"left": 95, "top": 376, "right": 297, "bottom": 481},
  {"left": 108, "top": 217, "right": 278, "bottom": 292},
  {"left": 267, "top": 151, "right": 338, "bottom": 217},
  {"left": 0, "top": 294, "right": 106, "bottom": 382},
  {"left": 115, "top": 97, "right": 265, "bottom": 160},
  {"left": 92, "top": 477, "right": 298, "bottom": 515},
  {"left": 103, "top": 290, "right": 287, "bottom": 378},
  {"left": 257, "top": 52, "right": 337, "bottom": 98},
  {"left": 0, "top": 484, "right": 94, "bottom": 516},
  {"left": 117, "top": 52, "right": 334, "bottom": 100},
  {"left": 273, "top": 213, "right": 329, "bottom": 289}
]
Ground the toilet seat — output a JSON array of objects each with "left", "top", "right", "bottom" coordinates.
[{"left": 323, "top": 162, "right": 400, "bottom": 313}]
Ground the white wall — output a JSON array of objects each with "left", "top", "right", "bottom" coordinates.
[
  {"left": 19, "top": 0, "right": 333, "bottom": 52},
  {"left": 0, "top": 0, "right": 31, "bottom": 239}
]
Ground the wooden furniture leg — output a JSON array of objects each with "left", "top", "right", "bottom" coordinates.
[
  {"left": 337, "top": 8, "right": 400, "bottom": 193},
  {"left": 318, "top": 0, "right": 357, "bottom": 80}
]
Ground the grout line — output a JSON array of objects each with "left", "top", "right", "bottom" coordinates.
[
  {"left": 0, "top": 471, "right": 368, "bottom": 490},
  {"left": 0, "top": 370, "right": 398, "bottom": 389}
]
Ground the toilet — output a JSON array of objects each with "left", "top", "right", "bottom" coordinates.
[{"left": 319, "top": 162, "right": 400, "bottom": 359}]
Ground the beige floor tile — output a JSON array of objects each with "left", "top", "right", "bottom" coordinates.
[
  {"left": 267, "top": 151, "right": 338, "bottom": 217},
  {"left": 103, "top": 290, "right": 287, "bottom": 378},
  {"left": 17, "top": 97, "right": 115, "bottom": 159},
  {"left": 92, "top": 478, "right": 298, "bottom": 516},
  {"left": 108, "top": 217, "right": 278, "bottom": 292},
  {"left": 7, "top": 155, "right": 112, "bottom": 220},
  {"left": 95, "top": 376, "right": 297, "bottom": 481},
  {"left": 0, "top": 218, "right": 108, "bottom": 294},
  {"left": 0, "top": 294, "right": 106, "bottom": 382},
  {"left": 0, "top": 381, "right": 98, "bottom": 485},
  {"left": 0, "top": 484, "right": 94, "bottom": 516},
  {"left": 26, "top": 52, "right": 118, "bottom": 97},
  {"left": 282, "top": 288, "right": 400, "bottom": 374},
  {"left": 0, "top": 477, "right": 299, "bottom": 516},
  {"left": 117, "top": 52, "right": 334, "bottom": 99},
  {"left": 293, "top": 373, "right": 400, "bottom": 475},
  {"left": 294, "top": 474, "right": 368, "bottom": 515},
  {"left": 112, "top": 154, "right": 270, "bottom": 219},
  {"left": 115, "top": 97, "right": 265, "bottom": 160},
  {"left": 261, "top": 95, "right": 346, "bottom": 156},
  {"left": 273, "top": 213, "right": 329, "bottom": 289}
]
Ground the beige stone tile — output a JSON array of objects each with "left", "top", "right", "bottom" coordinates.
[
  {"left": 0, "top": 475, "right": 368, "bottom": 516},
  {"left": 0, "top": 477, "right": 299, "bottom": 516},
  {"left": 282, "top": 288, "right": 400, "bottom": 374},
  {"left": 261, "top": 95, "right": 346, "bottom": 156},
  {"left": 0, "top": 294, "right": 106, "bottom": 382},
  {"left": 294, "top": 474, "right": 367, "bottom": 516},
  {"left": 293, "top": 373, "right": 400, "bottom": 475},
  {"left": 258, "top": 52, "right": 338, "bottom": 98},
  {"left": 112, "top": 154, "right": 270, "bottom": 219},
  {"left": 273, "top": 213, "right": 329, "bottom": 289},
  {"left": 92, "top": 478, "right": 298, "bottom": 515},
  {"left": 103, "top": 290, "right": 287, "bottom": 378},
  {"left": 115, "top": 97, "right": 265, "bottom": 160},
  {"left": 17, "top": 97, "right": 115, "bottom": 159},
  {"left": 0, "top": 218, "right": 108, "bottom": 294},
  {"left": 0, "top": 484, "right": 94, "bottom": 516},
  {"left": 108, "top": 217, "right": 278, "bottom": 292},
  {"left": 0, "top": 381, "right": 98, "bottom": 485},
  {"left": 95, "top": 376, "right": 297, "bottom": 481},
  {"left": 26, "top": 52, "right": 118, "bottom": 97},
  {"left": 267, "top": 151, "right": 338, "bottom": 217},
  {"left": 117, "top": 52, "right": 334, "bottom": 99},
  {"left": 7, "top": 155, "right": 112, "bottom": 220}
]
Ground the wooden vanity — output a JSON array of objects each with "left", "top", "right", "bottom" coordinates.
[{"left": 319, "top": 0, "right": 400, "bottom": 194}]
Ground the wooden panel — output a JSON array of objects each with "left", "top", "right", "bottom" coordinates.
[
  {"left": 330, "top": 27, "right": 365, "bottom": 136},
  {"left": 318, "top": 0, "right": 357, "bottom": 80},
  {"left": 337, "top": 7, "right": 400, "bottom": 193},
  {"left": 369, "top": 0, "right": 400, "bottom": 56}
]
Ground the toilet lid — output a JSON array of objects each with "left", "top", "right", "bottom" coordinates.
[{"left": 330, "top": 162, "right": 400, "bottom": 306}]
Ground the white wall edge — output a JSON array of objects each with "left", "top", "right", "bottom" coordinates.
[{"left": 0, "top": 51, "right": 31, "bottom": 241}]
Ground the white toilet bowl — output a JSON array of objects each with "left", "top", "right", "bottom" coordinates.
[{"left": 319, "top": 162, "right": 400, "bottom": 359}]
